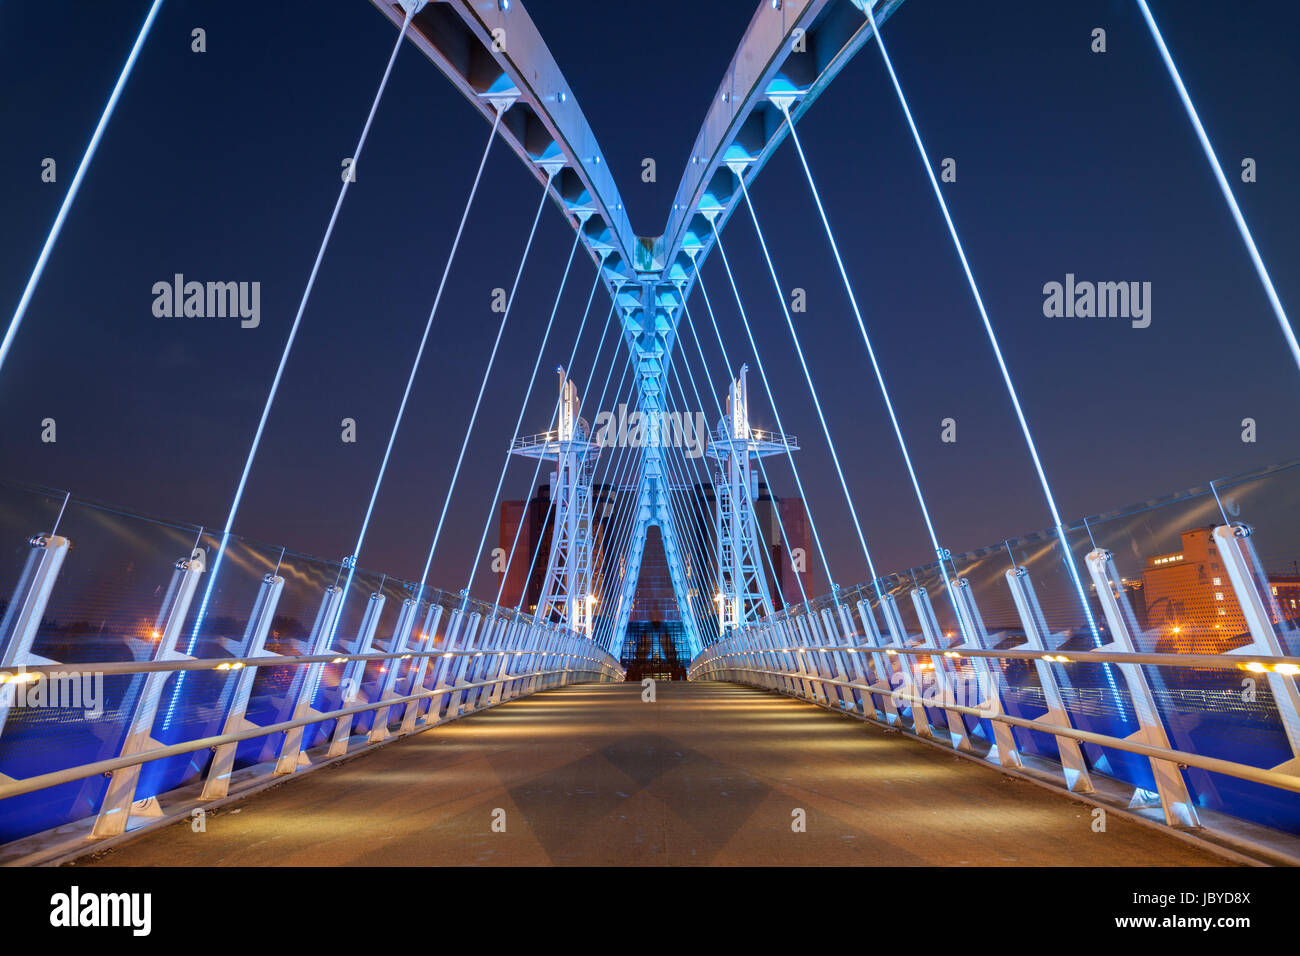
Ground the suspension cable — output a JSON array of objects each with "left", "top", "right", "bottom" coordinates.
[
  {"left": 687, "top": 267, "right": 811, "bottom": 608},
  {"left": 706, "top": 230, "right": 838, "bottom": 593},
  {"left": 493, "top": 288, "right": 613, "bottom": 608},
  {"left": 657, "top": 361, "right": 728, "bottom": 615},
  {"left": 651, "top": 407, "right": 721, "bottom": 647},
  {"left": 586, "top": 378, "right": 644, "bottom": 648},
  {"left": 464, "top": 228, "right": 584, "bottom": 594},
  {"left": 515, "top": 336, "right": 635, "bottom": 626},
  {"left": 735, "top": 174, "right": 882, "bottom": 591},
  {"left": 348, "top": 107, "right": 503, "bottom": 591},
  {"left": 415, "top": 165, "right": 559, "bottom": 609},
  {"left": 862, "top": 2, "right": 1115, "bottom": 699},
  {"left": 585, "top": 368, "right": 649, "bottom": 646},
  {"left": 1133, "top": 0, "right": 1299, "bottom": 375},
  {"left": 774, "top": 99, "right": 949, "bottom": 572},
  {"left": 668, "top": 299, "right": 787, "bottom": 610},
  {"left": 664, "top": 345, "right": 774, "bottom": 613},
  {"left": 169, "top": 8, "right": 416, "bottom": 725},
  {"left": 1, "top": 0, "right": 165, "bottom": 375}
]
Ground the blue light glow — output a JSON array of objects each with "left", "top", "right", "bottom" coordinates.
[
  {"left": 1134, "top": 0, "right": 1299, "bottom": 375},
  {"left": 0, "top": 0, "right": 164, "bottom": 375}
]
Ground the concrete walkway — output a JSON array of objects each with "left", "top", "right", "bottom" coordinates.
[{"left": 84, "top": 682, "right": 1229, "bottom": 866}]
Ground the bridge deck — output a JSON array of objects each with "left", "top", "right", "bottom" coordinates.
[{"left": 85, "top": 683, "right": 1228, "bottom": 866}]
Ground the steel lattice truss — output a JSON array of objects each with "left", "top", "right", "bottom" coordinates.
[{"left": 371, "top": 0, "right": 908, "bottom": 655}]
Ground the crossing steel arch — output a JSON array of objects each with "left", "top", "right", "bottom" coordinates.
[{"left": 372, "top": 0, "right": 909, "bottom": 655}]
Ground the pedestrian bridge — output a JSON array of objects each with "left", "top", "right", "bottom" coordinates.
[
  {"left": 2, "top": 0, "right": 1299, "bottom": 867},
  {"left": 72, "top": 684, "right": 1235, "bottom": 867}
]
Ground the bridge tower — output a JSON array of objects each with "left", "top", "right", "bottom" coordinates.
[
  {"left": 706, "top": 365, "right": 796, "bottom": 632},
  {"left": 510, "top": 369, "right": 597, "bottom": 636}
]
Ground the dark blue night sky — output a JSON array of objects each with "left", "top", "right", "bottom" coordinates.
[{"left": 1, "top": 0, "right": 1297, "bottom": 597}]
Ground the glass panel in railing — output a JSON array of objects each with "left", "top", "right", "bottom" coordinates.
[
  {"left": 140, "top": 529, "right": 290, "bottom": 804},
  {"left": 1082, "top": 462, "right": 1300, "bottom": 833},
  {"left": 1212, "top": 459, "right": 1300, "bottom": 654},
  {"left": 238, "top": 547, "right": 346, "bottom": 764},
  {"left": 1001, "top": 518, "right": 1148, "bottom": 789},
  {"left": 0, "top": 480, "right": 67, "bottom": 613},
  {"left": 308, "top": 564, "right": 398, "bottom": 739},
  {"left": 0, "top": 493, "right": 201, "bottom": 841}
]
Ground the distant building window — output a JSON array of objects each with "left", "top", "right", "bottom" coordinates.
[
  {"left": 1215, "top": 592, "right": 1224, "bottom": 601},
  {"left": 1213, "top": 577, "right": 1221, "bottom": 586}
]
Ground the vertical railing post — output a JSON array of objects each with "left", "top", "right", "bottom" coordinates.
[
  {"left": 273, "top": 584, "right": 345, "bottom": 775},
  {"left": 485, "top": 618, "right": 517, "bottom": 706},
  {"left": 367, "top": 597, "right": 422, "bottom": 743},
  {"left": 400, "top": 604, "right": 452, "bottom": 734},
  {"left": 328, "top": 591, "right": 387, "bottom": 756},
  {"left": 92, "top": 547, "right": 206, "bottom": 838},
  {"left": 794, "top": 614, "right": 823, "bottom": 703},
  {"left": 911, "top": 586, "right": 972, "bottom": 751},
  {"left": 446, "top": 612, "right": 482, "bottom": 717},
  {"left": 1086, "top": 549, "right": 1199, "bottom": 827},
  {"left": 856, "top": 599, "right": 900, "bottom": 724},
  {"left": 948, "top": 577, "right": 1022, "bottom": 768},
  {"left": 820, "top": 607, "right": 852, "bottom": 710},
  {"left": 470, "top": 615, "right": 507, "bottom": 711},
  {"left": 881, "top": 592, "right": 930, "bottom": 738},
  {"left": 201, "top": 572, "right": 284, "bottom": 798},
  {"left": 0, "top": 533, "right": 70, "bottom": 742},
  {"left": 836, "top": 603, "right": 869, "bottom": 715},
  {"left": 1004, "top": 566, "right": 1093, "bottom": 792},
  {"left": 1214, "top": 523, "right": 1300, "bottom": 771}
]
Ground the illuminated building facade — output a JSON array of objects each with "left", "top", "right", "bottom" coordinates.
[{"left": 1140, "top": 526, "right": 1300, "bottom": 652}]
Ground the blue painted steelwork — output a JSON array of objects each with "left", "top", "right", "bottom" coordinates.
[{"left": 377, "top": 0, "right": 912, "bottom": 654}]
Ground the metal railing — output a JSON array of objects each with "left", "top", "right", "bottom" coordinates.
[
  {"left": 0, "top": 478, "right": 623, "bottom": 853},
  {"left": 691, "top": 459, "right": 1300, "bottom": 850},
  {"left": 0, "top": 640, "right": 621, "bottom": 807}
]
